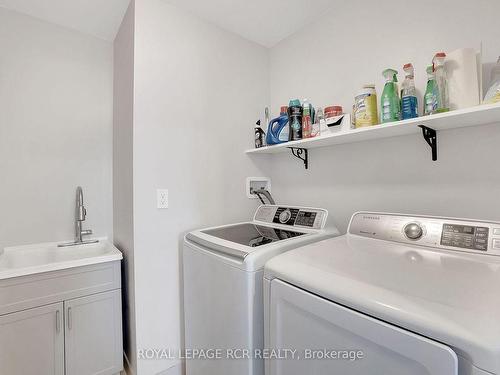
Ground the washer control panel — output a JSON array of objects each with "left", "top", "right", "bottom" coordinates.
[
  {"left": 254, "top": 205, "right": 327, "bottom": 230},
  {"left": 349, "top": 212, "right": 500, "bottom": 256},
  {"left": 275, "top": 207, "right": 299, "bottom": 225}
]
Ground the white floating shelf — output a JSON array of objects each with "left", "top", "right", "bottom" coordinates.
[{"left": 246, "top": 104, "right": 500, "bottom": 158}]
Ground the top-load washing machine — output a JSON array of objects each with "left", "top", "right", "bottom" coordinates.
[
  {"left": 264, "top": 211, "right": 500, "bottom": 375},
  {"left": 183, "top": 204, "right": 339, "bottom": 375}
]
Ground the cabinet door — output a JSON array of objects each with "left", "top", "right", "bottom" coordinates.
[
  {"left": 0, "top": 302, "right": 64, "bottom": 375},
  {"left": 65, "top": 290, "right": 123, "bottom": 375}
]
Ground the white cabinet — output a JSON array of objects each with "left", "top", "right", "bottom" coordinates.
[
  {"left": 65, "top": 290, "right": 123, "bottom": 375},
  {"left": 0, "top": 261, "right": 123, "bottom": 375},
  {"left": 0, "top": 302, "right": 65, "bottom": 375}
]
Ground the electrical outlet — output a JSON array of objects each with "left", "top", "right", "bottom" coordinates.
[{"left": 157, "top": 189, "right": 168, "bottom": 209}]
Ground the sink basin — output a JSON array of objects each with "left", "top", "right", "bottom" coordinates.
[{"left": 0, "top": 239, "right": 122, "bottom": 280}]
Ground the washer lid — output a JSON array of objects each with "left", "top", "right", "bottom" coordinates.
[
  {"left": 201, "top": 223, "right": 305, "bottom": 248},
  {"left": 186, "top": 221, "right": 314, "bottom": 261},
  {"left": 264, "top": 235, "right": 500, "bottom": 374}
]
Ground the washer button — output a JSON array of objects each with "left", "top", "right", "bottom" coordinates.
[
  {"left": 493, "top": 228, "right": 500, "bottom": 235},
  {"left": 493, "top": 239, "right": 500, "bottom": 249}
]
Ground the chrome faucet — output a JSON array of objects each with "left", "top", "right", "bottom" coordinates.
[{"left": 58, "top": 186, "right": 98, "bottom": 247}]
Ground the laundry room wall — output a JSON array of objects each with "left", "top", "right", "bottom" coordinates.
[
  {"left": 267, "top": 0, "right": 500, "bottom": 232},
  {"left": 0, "top": 7, "right": 113, "bottom": 249},
  {"left": 130, "top": 0, "right": 269, "bottom": 373},
  {"left": 113, "top": 1, "right": 136, "bottom": 373}
]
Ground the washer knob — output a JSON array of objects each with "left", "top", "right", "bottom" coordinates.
[
  {"left": 404, "top": 223, "right": 423, "bottom": 240},
  {"left": 279, "top": 209, "right": 292, "bottom": 224}
]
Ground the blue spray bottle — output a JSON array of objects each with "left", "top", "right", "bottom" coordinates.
[{"left": 401, "top": 63, "right": 419, "bottom": 119}]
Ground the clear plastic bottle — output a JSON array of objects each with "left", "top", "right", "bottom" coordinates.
[
  {"left": 424, "top": 65, "right": 439, "bottom": 115},
  {"left": 484, "top": 57, "right": 500, "bottom": 104},
  {"left": 491, "top": 57, "right": 500, "bottom": 82},
  {"left": 401, "top": 63, "right": 419, "bottom": 119},
  {"left": 311, "top": 107, "right": 323, "bottom": 137},
  {"left": 432, "top": 52, "right": 449, "bottom": 112}
]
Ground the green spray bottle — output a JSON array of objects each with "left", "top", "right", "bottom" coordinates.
[
  {"left": 424, "top": 65, "right": 439, "bottom": 115},
  {"left": 381, "top": 69, "right": 400, "bottom": 123}
]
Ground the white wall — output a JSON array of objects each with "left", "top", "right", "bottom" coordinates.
[
  {"left": 132, "top": 1, "right": 269, "bottom": 374},
  {"left": 0, "top": 7, "right": 113, "bottom": 248},
  {"left": 113, "top": 1, "right": 500, "bottom": 374},
  {"left": 113, "top": 1, "right": 136, "bottom": 373},
  {"left": 267, "top": 0, "right": 500, "bottom": 232}
]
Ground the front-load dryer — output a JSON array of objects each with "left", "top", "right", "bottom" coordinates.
[
  {"left": 183, "top": 204, "right": 339, "bottom": 375},
  {"left": 264, "top": 212, "right": 500, "bottom": 375}
]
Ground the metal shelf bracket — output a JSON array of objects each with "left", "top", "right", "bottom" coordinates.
[
  {"left": 288, "top": 147, "right": 309, "bottom": 169},
  {"left": 418, "top": 125, "right": 437, "bottom": 161}
]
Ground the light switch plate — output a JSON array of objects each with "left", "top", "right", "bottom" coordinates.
[{"left": 157, "top": 189, "right": 168, "bottom": 209}]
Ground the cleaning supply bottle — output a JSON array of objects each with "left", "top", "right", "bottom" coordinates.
[
  {"left": 266, "top": 106, "right": 289, "bottom": 145},
  {"left": 432, "top": 52, "right": 449, "bottom": 112},
  {"left": 401, "top": 63, "right": 418, "bottom": 119},
  {"left": 484, "top": 57, "right": 500, "bottom": 104},
  {"left": 302, "top": 99, "right": 313, "bottom": 138},
  {"left": 254, "top": 120, "right": 266, "bottom": 148},
  {"left": 424, "top": 65, "right": 439, "bottom": 115},
  {"left": 381, "top": 69, "right": 400, "bottom": 123},
  {"left": 288, "top": 99, "right": 303, "bottom": 141}
]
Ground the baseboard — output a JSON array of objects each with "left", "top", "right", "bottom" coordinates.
[
  {"left": 122, "top": 351, "right": 182, "bottom": 375},
  {"left": 156, "top": 362, "right": 183, "bottom": 375}
]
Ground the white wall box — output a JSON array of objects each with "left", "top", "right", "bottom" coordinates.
[
  {"left": 246, "top": 103, "right": 500, "bottom": 169},
  {"left": 0, "top": 262, "right": 123, "bottom": 375},
  {"left": 246, "top": 177, "right": 272, "bottom": 199}
]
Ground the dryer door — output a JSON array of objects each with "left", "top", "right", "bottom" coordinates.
[{"left": 268, "top": 279, "right": 458, "bottom": 375}]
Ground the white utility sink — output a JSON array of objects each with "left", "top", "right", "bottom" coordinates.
[{"left": 0, "top": 239, "right": 122, "bottom": 280}]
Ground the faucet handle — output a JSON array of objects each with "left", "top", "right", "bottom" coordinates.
[{"left": 81, "top": 229, "right": 92, "bottom": 237}]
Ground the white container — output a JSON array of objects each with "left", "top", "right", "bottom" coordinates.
[
  {"left": 446, "top": 48, "right": 481, "bottom": 110},
  {"left": 320, "top": 114, "right": 351, "bottom": 135},
  {"left": 353, "top": 85, "right": 379, "bottom": 127}
]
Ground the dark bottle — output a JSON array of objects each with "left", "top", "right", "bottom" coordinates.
[
  {"left": 254, "top": 120, "right": 266, "bottom": 148},
  {"left": 288, "top": 100, "right": 303, "bottom": 141}
]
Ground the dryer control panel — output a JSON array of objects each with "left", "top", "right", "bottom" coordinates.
[
  {"left": 254, "top": 205, "right": 327, "bottom": 230},
  {"left": 349, "top": 212, "right": 500, "bottom": 256},
  {"left": 440, "top": 224, "right": 489, "bottom": 251}
]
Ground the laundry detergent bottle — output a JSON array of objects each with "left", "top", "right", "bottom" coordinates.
[
  {"left": 381, "top": 69, "right": 400, "bottom": 123},
  {"left": 266, "top": 106, "right": 289, "bottom": 145},
  {"left": 288, "top": 99, "right": 303, "bottom": 141}
]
